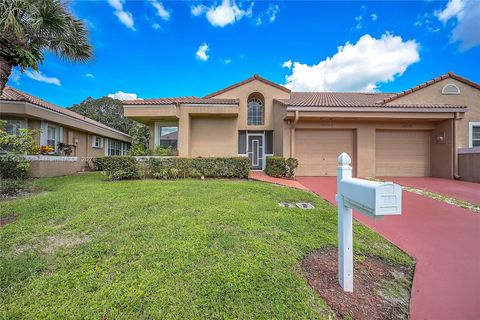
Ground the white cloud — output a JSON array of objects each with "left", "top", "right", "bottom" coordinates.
[
  {"left": 150, "top": 0, "right": 170, "bottom": 20},
  {"left": 24, "top": 70, "right": 61, "bottom": 86},
  {"left": 283, "top": 33, "right": 420, "bottom": 92},
  {"left": 223, "top": 58, "right": 232, "bottom": 64},
  {"left": 266, "top": 4, "right": 280, "bottom": 22},
  {"left": 282, "top": 60, "right": 292, "bottom": 69},
  {"left": 107, "top": 0, "right": 135, "bottom": 30},
  {"left": 85, "top": 73, "right": 95, "bottom": 79},
  {"left": 9, "top": 69, "right": 21, "bottom": 84},
  {"left": 152, "top": 23, "right": 161, "bottom": 30},
  {"left": 108, "top": 91, "right": 139, "bottom": 100},
  {"left": 196, "top": 43, "right": 209, "bottom": 61},
  {"left": 435, "top": 0, "right": 480, "bottom": 50},
  {"left": 371, "top": 13, "right": 378, "bottom": 21},
  {"left": 191, "top": 0, "right": 251, "bottom": 27}
]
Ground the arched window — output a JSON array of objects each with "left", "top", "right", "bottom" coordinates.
[
  {"left": 442, "top": 84, "right": 460, "bottom": 95},
  {"left": 247, "top": 97, "right": 264, "bottom": 126}
]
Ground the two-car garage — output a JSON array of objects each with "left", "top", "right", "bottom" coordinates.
[{"left": 294, "top": 128, "right": 431, "bottom": 177}]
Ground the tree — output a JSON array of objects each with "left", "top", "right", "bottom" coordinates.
[
  {"left": 70, "top": 96, "right": 150, "bottom": 147},
  {"left": 0, "top": 0, "right": 92, "bottom": 94}
]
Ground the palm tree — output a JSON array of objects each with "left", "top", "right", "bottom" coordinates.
[{"left": 0, "top": 0, "right": 92, "bottom": 94}]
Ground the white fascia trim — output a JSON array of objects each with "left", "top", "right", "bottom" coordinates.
[
  {"left": 468, "top": 122, "right": 480, "bottom": 148},
  {"left": 3, "top": 100, "right": 132, "bottom": 141}
]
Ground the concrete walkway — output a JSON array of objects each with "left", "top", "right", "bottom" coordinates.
[
  {"left": 248, "top": 171, "right": 308, "bottom": 190},
  {"left": 297, "top": 177, "right": 480, "bottom": 320},
  {"left": 384, "top": 177, "right": 480, "bottom": 205}
]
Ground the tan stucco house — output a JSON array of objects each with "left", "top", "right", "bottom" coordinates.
[
  {"left": 0, "top": 86, "right": 132, "bottom": 157},
  {"left": 124, "top": 72, "right": 479, "bottom": 178}
]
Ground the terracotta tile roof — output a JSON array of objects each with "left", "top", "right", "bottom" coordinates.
[
  {"left": 377, "top": 72, "right": 480, "bottom": 104},
  {"left": 122, "top": 97, "right": 239, "bottom": 105},
  {"left": 204, "top": 74, "right": 291, "bottom": 98},
  {"left": 1, "top": 86, "right": 130, "bottom": 138},
  {"left": 276, "top": 92, "right": 392, "bottom": 107}
]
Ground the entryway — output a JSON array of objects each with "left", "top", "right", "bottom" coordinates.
[{"left": 247, "top": 134, "right": 264, "bottom": 170}]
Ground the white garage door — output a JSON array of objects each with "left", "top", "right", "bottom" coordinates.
[
  {"left": 295, "top": 129, "right": 354, "bottom": 176},
  {"left": 376, "top": 130, "right": 431, "bottom": 177}
]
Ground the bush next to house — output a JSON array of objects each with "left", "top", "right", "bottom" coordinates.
[
  {"left": 265, "top": 156, "right": 299, "bottom": 178},
  {"left": 148, "top": 157, "right": 251, "bottom": 179},
  {"left": 100, "top": 156, "right": 141, "bottom": 181}
]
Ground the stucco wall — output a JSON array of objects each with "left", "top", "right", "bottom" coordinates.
[
  {"left": 430, "top": 119, "right": 454, "bottom": 179},
  {"left": 210, "top": 79, "right": 291, "bottom": 131},
  {"left": 189, "top": 117, "right": 237, "bottom": 157},
  {"left": 387, "top": 78, "right": 480, "bottom": 149},
  {"left": 458, "top": 149, "right": 480, "bottom": 183},
  {"left": 29, "top": 159, "right": 86, "bottom": 178}
]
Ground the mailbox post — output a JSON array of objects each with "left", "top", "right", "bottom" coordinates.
[{"left": 335, "top": 152, "right": 402, "bottom": 292}]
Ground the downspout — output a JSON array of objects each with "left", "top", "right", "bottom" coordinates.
[{"left": 290, "top": 110, "right": 299, "bottom": 158}]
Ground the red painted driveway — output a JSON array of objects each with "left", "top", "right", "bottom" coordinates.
[
  {"left": 297, "top": 177, "right": 480, "bottom": 320},
  {"left": 384, "top": 177, "right": 480, "bottom": 205}
]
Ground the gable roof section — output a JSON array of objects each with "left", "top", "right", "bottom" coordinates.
[
  {"left": 123, "top": 97, "right": 239, "bottom": 105},
  {"left": 276, "top": 92, "right": 392, "bottom": 107},
  {"left": 1, "top": 86, "right": 131, "bottom": 139},
  {"left": 204, "top": 74, "right": 291, "bottom": 98},
  {"left": 377, "top": 72, "right": 480, "bottom": 104}
]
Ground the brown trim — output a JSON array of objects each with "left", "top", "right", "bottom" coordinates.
[
  {"left": 377, "top": 72, "right": 480, "bottom": 104},
  {"left": 204, "top": 74, "right": 291, "bottom": 98}
]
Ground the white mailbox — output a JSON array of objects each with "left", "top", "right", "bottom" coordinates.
[
  {"left": 335, "top": 152, "right": 402, "bottom": 292},
  {"left": 339, "top": 178, "right": 402, "bottom": 219}
]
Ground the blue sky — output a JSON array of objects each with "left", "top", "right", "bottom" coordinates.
[{"left": 7, "top": 0, "right": 480, "bottom": 107}]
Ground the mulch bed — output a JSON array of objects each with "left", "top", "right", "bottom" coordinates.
[
  {"left": 302, "top": 247, "right": 411, "bottom": 320},
  {"left": 0, "top": 215, "right": 18, "bottom": 228}
]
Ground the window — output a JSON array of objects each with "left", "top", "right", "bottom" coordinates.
[
  {"left": 46, "top": 125, "right": 60, "bottom": 150},
  {"left": 159, "top": 126, "right": 178, "bottom": 149},
  {"left": 247, "top": 98, "right": 264, "bottom": 126},
  {"left": 442, "top": 84, "right": 460, "bottom": 95},
  {"left": 469, "top": 122, "right": 480, "bottom": 147},
  {"left": 106, "top": 139, "right": 128, "bottom": 156},
  {"left": 4, "top": 119, "right": 26, "bottom": 135},
  {"left": 92, "top": 135, "right": 103, "bottom": 148}
]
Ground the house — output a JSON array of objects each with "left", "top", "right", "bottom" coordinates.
[
  {"left": 0, "top": 86, "right": 132, "bottom": 158},
  {"left": 124, "top": 72, "right": 479, "bottom": 178}
]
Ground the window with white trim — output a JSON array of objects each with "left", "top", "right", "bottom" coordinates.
[
  {"left": 158, "top": 126, "right": 178, "bottom": 149},
  {"left": 469, "top": 122, "right": 480, "bottom": 147},
  {"left": 92, "top": 135, "right": 103, "bottom": 148},
  {"left": 4, "top": 119, "right": 26, "bottom": 135},
  {"left": 106, "top": 139, "right": 129, "bottom": 156},
  {"left": 46, "top": 125, "right": 61, "bottom": 150},
  {"left": 247, "top": 98, "right": 264, "bottom": 126},
  {"left": 442, "top": 84, "right": 460, "bottom": 95}
]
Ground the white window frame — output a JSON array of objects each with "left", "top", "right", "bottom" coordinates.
[
  {"left": 247, "top": 98, "right": 264, "bottom": 126},
  {"left": 104, "top": 139, "right": 128, "bottom": 156},
  {"left": 92, "top": 135, "right": 104, "bottom": 148},
  {"left": 442, "top": 84, "right": 461, "bottom": 95},
  {"left": 4, "top": 118, "right": 27, "bottom": 135},
  {"left": 154, "top": 121, "right": 178, "bottom": 149},
  {"left": 469, "top": 122, "right": 480, "bottom": 148}
]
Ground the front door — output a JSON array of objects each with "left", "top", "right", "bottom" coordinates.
[{"left": 248, "top": 135, "right": 264, "bottom": 170}]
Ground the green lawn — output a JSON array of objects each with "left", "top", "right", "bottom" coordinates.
[{"left": 0, "top": 173, "right": 413, "bottom": 319}]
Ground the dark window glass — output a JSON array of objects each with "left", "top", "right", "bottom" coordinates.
[
  {"left": 247, "top": 98, "right": 264, "bottom": 126},
  {"left": 159, "top": 126, "right": 178, "bottom": 150},
  {"left": 265, "top": 131, "right": 273, "bottom": 154},
  {"left": 238, "top": 131, "right": 247, "bottom": 154}
]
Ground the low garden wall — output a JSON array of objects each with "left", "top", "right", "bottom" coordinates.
[
  {"left": 458, "top": 148, "right": 480, "bottom": 183},
  {"left": 24, "top": 155, "right": 88, "bottom": 178}
]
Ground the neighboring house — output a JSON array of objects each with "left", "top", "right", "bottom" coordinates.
[
  {"left": 0, "top": 86, "right": 132, "bottom": 157},
  {"left": 124, "top": 72, "right": 479, "bottom": 178}
]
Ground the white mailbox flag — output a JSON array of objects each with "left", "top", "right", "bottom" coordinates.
[{"left": 336, "top": 152, "right": 402, "bottom": 292}]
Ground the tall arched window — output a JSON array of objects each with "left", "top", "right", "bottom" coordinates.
[{"left": 247, "top": 97, "right": 264, "bottom": 126}]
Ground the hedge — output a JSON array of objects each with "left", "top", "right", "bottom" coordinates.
[
  {"left": 148, "top": 157, "right": 251, "bottom": 179},
  {"left": 265, "top": 156, "right": 299, "bottom": 178},
  {"left": 0, "top": 155, "right": 30, "bottom": 180},
  {"left": 100, "top": 157, "right": 141, "bottom": 181}
]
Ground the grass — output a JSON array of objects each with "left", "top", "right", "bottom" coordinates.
[{"left": 0, "top": 173, "right": 414, "bottom": 319}]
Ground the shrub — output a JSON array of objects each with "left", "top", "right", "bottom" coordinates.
[
  {"left": 128, "top": 144, "right": 150, "bottom": 156},
  {"left": 0, "top": 179, "right": 29, "bottom": 197},
  {"left": 0, "top": 120, "right": 38, "bottom": 154},
  {"left": 0, "top": 155, "right": 30, "bottom": 180},
  {"left": 265, "top": 157, "right": 287, "bottom": 178},
  {"left": 102, "top": 157, "right": 140, "bottom": 181},
  {"left": 153, "top": 146, "right": 177, "bottom": 156},
  {"left": 286, "top": 158, "right": 299, "bottom": 178},
  {"left": 91, "top": 157, "right": 108, "bottom": 171},
  {"left": 265, "top": 156, "right": 299, "bottom": 178},
  {"left": 148, "top": 157, "right": 250, "bottom": 179}
]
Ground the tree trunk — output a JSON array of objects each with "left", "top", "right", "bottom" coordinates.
[{"left": 0, "top": 55, "right": 12, "bottom": 96}]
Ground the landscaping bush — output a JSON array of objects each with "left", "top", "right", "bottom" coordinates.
[
  {"left": 153, "top": 146, "right": 177, "bottom": 156},
  {"left": 0, "top": 179, "right": 29, "bottom": 197},
  {"left": 101, "top": 157, "right": 140, "bottom": 181},
  {"left": 265, "top": 156, "right": 299, "bottom": 178},
  {"left": 0, "top": 155, "right": 30, "bottom": 180},
  {"left": 128, "top": 144, "right": 150, "bottom": 156},
  {"left": 265, "top": 156, "right": 287, "bottom": 178},
  {"left": 148, "top": 157, "right": 250, "bottom": 179},
  {"left": 91, "top": 157, "right": 108, "bottom": 171}
]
